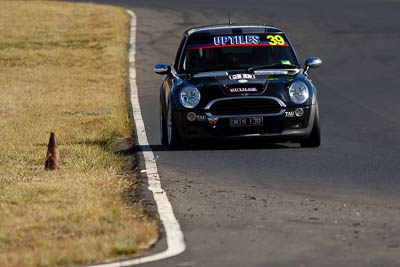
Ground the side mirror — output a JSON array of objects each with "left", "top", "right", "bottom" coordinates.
[
  {"left": 304, "top": 57, "right": 322, "bottom": 75},
  {"left": 154, "top": 64, "right": 171, "bottom": 75}
]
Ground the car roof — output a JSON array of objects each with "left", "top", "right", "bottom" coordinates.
[{"left": 185, "top": 24, "right": 285, "bottom": 36}]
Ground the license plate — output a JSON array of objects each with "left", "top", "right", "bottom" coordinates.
[{"left": 229, "top": 117, "right": 263, "bottom": 127}]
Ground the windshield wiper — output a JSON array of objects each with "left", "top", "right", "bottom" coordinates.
[
  {"left": 188, "top": 66, "right": 247, "bottom": 77},
  {"left": 190, "top": 63, "right": 249, "bottom": 73},
  {"left": 247, "top": 63, "right": 298, "bottom": 73}
]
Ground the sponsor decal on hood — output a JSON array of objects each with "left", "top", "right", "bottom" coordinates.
[{"left": 230, "top": 87, "right": 257, "bottom": 93}]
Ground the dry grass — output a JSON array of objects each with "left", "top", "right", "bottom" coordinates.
[{"left": 0, "top": 1, "right": 158, "bottom": 266}]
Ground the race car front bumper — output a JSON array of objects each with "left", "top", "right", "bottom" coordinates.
[{"left": 173, "top": 104, "right": 316, "bottom": 143}]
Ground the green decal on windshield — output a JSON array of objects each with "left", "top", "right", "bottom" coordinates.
[{"left": 281, "top": 60, "right": 292, "bottom": 65}]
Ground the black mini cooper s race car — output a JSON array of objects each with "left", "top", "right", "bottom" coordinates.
[{"left": 154, "top": 24, "right": 322, "bottom": 149}]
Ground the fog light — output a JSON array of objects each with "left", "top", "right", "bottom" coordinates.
[
  {"left": 295, "top": 108, "right": 304, "bottom": 117},
  {"left": 187, "top": 112, "right": 196, "bottom": 122}
]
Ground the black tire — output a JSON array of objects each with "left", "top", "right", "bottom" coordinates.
[
  {"left": 300, "top": 104, "right": 321, "bottom": 148},
  {"left": 160, "top": 103, "right": 168, "bottom": 146},
  {"left": 167, "top": 104, "right": 183, "bottom": 150}
]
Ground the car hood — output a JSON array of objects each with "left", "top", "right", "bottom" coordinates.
[{"left": 181, "top": 70, "right": 300, "bottom": 106}]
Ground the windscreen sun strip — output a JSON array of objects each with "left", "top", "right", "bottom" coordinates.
[{"left": 186, "top": 34, "right": 290, "bottom": 50}]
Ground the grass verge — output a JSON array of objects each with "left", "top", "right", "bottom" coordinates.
[{"left": 0, "top": 1, "right": 158, "bottom": 266}]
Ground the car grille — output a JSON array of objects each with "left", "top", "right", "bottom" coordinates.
[{"left": 205, "top": 97, "right": 285, "bottom": 117}]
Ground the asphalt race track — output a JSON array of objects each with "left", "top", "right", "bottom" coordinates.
[{"left": 76, "top": 0, "right": 400, "bottom": 266}]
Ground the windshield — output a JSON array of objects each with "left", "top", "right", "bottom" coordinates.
[{"left": 179, "top": 33, "right": 299, "bottom": 73}]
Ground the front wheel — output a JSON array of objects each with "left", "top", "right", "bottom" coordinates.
[
  {"left": 167, "top": 104, "right": 183, "bottom": 150},
  {"left": 300, "top": 104, "right": 321, "bottom": 148}
]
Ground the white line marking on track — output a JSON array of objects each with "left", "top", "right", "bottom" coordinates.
[{"left": 83, "top": 9, "right": 185, "bottom": 267}]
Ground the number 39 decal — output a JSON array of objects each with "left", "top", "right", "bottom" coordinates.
[{"left": 267, "top": 35, "right": 286, "bottom": 46}]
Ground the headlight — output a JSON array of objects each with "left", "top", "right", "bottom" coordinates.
[
  {"left": 288, "top": 81, "right": 309, "bottom": 104},
  {"left": 179, "top": 86, "right": 201, "bottom": 108}
]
